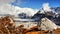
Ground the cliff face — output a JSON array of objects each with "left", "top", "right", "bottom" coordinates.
[{"left": 32, "top": 7, "right": 60, "bottom": 25}]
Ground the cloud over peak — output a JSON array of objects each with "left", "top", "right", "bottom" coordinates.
[{"left": 42, "top": 3, "right": 51, "bottom": 11}]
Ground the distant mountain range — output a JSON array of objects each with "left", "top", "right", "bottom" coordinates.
[
  {"left": 51, "top": 7, "right": 60, "bottom": 13},
  {"left": 18, "top": 7, "right": 60, "bottom": 19}
]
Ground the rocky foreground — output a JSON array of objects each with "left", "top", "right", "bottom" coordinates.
[{"left": 0, "top": 16, "right": 60, "bottom": 34}]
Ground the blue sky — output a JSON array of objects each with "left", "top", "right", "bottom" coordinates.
[{"left": 12, "top": 0, "right": 60, "bottom": 9}]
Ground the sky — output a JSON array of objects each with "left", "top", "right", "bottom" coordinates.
[
  {"left": 12, "top": 0, "right": 60, "bottom": 9},
  {"left": 0, "top": 0, "right": 60, "bottom": 16}
]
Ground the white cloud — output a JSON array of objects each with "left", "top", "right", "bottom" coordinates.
[
  {"left": 42, "top": 3, "right": 51, "bottom": 11},
  {"left": 0, "top": 0, "right": 38, "bottom": 16},
  {"left": 0, "top": 4, "right": 38, "bottom": 16},
  {"left": 0, "top": 0, "right": 16, "bottom": 4}
]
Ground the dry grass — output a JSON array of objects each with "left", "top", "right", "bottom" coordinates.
[{"left": 0, "top": 16, "right": 60, "bottom": 34}]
